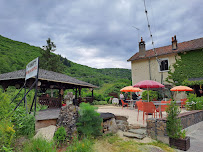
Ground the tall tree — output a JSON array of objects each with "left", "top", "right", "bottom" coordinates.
[{"left": 40, "top": 38, "right": 63, "bottom": 73}]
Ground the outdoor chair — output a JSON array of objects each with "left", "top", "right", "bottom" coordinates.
[
  {"left": 181, "top": 98, "right": 187, "bottom": 109},
  {"left": 121, "top": 99, "right": 128, "bottom": 109},
  {"left": 142, "top": 102, "right": 157, "bottom": 124},
  {"left": 156, "top": 101, "right": 170, "bottom": 118},
  {"left": 136, "top": 100, "right": 143, "bottom": 121}
]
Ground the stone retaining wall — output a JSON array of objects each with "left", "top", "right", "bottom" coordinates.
[{"left": 147, "top": 110, "right": 203, "bottom": 144}]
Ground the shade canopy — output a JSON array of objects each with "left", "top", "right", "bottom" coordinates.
[
  {"left": 120, "top": 86, "right": 142, "bottom": 92},
  {"left": 170, "top": 86, "right": 193, "bottom": 91},
  {"left": 133, "top": 80, "right": 164, "bottom": 89}
]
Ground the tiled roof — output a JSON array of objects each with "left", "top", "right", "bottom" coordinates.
[
  {"left": 0, "top": 69, "right": 98, "bottom": 88},
  {"left": 127, "top": 37, "right": 203, "bottom": 61}
]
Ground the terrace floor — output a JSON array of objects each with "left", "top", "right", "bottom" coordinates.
[{"left": 97, "top": 105, "right": 188, "bottom": 127}]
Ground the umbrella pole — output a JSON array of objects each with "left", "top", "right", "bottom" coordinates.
[
  {"left": 130, "top": 92, "right": 132, "bottom": 100},
  {"left": 147, "top": 87, "right": 149, "bottom": 102}
]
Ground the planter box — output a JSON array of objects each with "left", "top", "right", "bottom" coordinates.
[{"left": 169, "top": 136, "right": 190, "bottom": 151}]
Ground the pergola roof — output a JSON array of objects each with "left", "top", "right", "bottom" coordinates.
[{"left": 0, "top": 69, "right": 98, "bottom": 89}]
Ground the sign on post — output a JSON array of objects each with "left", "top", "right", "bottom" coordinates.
[{"left": 25, "top": 57, "right": 39, "bottom": 80}]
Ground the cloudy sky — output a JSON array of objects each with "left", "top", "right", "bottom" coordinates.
[{"left": 0, "top": 0, "right": 202, "bottom": 69}]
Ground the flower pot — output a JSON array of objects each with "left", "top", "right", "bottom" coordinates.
[{"left": 169, "top": 136, "right": 190, "bottom": 151}]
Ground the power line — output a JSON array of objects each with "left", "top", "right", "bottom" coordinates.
[{"left": 143, "top": 0, "right": 157, "bottom": 56}]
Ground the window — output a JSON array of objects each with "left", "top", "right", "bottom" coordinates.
[{"left": 159, "top": 59, "right": 169, "bottom": 72}]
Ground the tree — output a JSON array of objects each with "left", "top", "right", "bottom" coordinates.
[{"left": 40, "top": 38, "right": 63, "bottom": 73}]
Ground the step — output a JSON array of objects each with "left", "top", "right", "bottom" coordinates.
[
  {"left": 128, "top": 129, "right": 147, "bottom": 135},
  {"left": 123, "top": 132, "right": 146, "bottom": 139}
]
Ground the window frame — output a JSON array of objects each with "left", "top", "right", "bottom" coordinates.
[{"left": 158, "top": 58, "right": 169, "bottom": 72}]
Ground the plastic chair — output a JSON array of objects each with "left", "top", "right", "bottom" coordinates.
[
  {"left": 121, "top": 99, "right": 128, "bottom": 109},
  {"left": 181, "top": 98, "right": 187, "bottom": 108},
  {"left": 156, "top": 101, "right": 170, "bottom": 118},
  {"left": 136, "top": 100, "right": 143, "bottom": 121},
  {"left": 142, "top": 102, "right": 157, "bottom": 124}
]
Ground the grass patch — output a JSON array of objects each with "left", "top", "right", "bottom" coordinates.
[{"left": 93, "top": 134, "right": 175, "bottom": 152}]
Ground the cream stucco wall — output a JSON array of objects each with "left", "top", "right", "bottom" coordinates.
[{"left": 131, "top": 53, "right": 179, "bottom": 85}]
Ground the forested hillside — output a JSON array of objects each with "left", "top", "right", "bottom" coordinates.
[{"left": 0, "top": 35, "right": 131, "bottom": 89}]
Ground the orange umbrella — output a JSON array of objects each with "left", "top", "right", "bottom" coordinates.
[
  {"left": 120, "top": 86, "right": 142, "bottom": 92},
  {"left": 170, "top": 86, "right": 193, "bottom": 92}
]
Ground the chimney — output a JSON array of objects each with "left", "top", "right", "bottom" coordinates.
[
  {"left": 172, "top": 35, "right": 178, "bottom": 50},
  {"left": 139, "top": 37, "right": 146, "bottom": 57}
]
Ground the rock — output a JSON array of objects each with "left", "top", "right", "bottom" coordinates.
[
  {"left": 115, "top": 115, "right": 129, "bottom": 121},
  {"left": 56, "top": 104, "right": 79, "bottom": 139},
  {"left": 103, "top": 118, "right": 118, "bottom": 134},
  {"left": 128, "top": 124, "right": 141, "bottom": 129},
  {"left": 100, "top": 112, "right": 115, "bottom": 120},
  {"left": 34, "top": 125, "right": 56, "bottom": 141},
  {"left": 123, "top": 132, "right": 146, "bottom": 139},
  {"left": 115, "top": 120, "right": 129, "bottom": 131},
  {"left": 128, "top": 129, "right": 147, "bottom": 135}
]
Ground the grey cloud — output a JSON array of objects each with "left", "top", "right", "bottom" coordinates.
[{"left": 0, "top": 0, "right": 202, "bottom": 69}]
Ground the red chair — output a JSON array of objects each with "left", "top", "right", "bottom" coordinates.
[
  {"left": 181, "top": 98, "right": 187, "bottom": 109},
  {"left": 156, "top": 101, "right": 170, "bottom": 118},
  {"left": 121, "top": 99, "right": 128, "bottom": 109},
  {"left": 136, "top": 100, "right": 143, "bottom": 121},
  {"left": 142, "top": 102, "right": 157, "bottom": 124}
]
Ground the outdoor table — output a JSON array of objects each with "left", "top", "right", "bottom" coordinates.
[
  {"left": 126, "top": 100, "right": 139, "bottom": 109},
  {"left": 153, "top": 102, "right": 167, "bottom": 118},
  {"left": 153, "top": 101, "right": 183, "bottom": 118}
]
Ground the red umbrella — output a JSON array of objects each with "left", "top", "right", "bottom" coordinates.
[
  {"left": 133, "top": 80, "right": 164, "bottom": 89},
  {"left": 133, "top": 80, "right": 164, "bottom": 102}
]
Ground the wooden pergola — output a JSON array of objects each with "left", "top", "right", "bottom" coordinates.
[{"left": 0, "top": 69, "right": 98, "bottom": 107}]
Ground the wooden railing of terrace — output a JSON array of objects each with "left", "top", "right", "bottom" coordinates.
[{"left": 38, "top": 97, "right": 61, "bottom": 108}]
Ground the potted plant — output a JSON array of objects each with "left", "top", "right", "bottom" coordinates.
[{"left": 166, "top": 101, "right": 190, "bottom": 151}]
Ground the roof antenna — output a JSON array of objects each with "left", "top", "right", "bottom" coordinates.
[{"left": 132, "top": 26, "right": 140, "bottom": 47}]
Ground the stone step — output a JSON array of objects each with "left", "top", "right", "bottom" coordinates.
[
  {"left": 128, "top": 129, "right": 147, "bottom": 135},
  {"left": 123, "top": 132, "right": 146, "bottom": 139},
  {"left": 34, "top": 125, "right": 56, "bottom": 141}
]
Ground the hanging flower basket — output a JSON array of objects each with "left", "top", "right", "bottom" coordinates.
[{"left": 169, "top": 136, "right": 190, "bottom": 151}]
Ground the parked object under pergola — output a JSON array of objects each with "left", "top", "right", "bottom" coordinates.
[{"left": 0, "top": 69, "right": 98, "bottom": 108}]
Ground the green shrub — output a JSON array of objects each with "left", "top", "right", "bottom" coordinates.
[
  {"left": 11, "top": 107, "right": 35, "bottom": 137},
  {"left": 53, "top": 126, "right": 67, "bottom": 144},
  {"left": 166, "top": 101, "right": 185, "bottom": 139},
  {"left": 77, "top": 103, "right": 102, "bottom": 137},
  {"left": 186, "top": 93, "right": 203, "bottom": 110},
  {"left": 22, "top": 137, "right": 56, "bottom": 152},
  {"left": 0, "top": 120, "right": 15, "bottom": 149},
  {"left": 142, "top": 90, "right": 158, "bottom": 101},
  {"left": 92, "top": 100, "right": 108, "bottom": 105},
  {"left": 67, "top": 136, "right": 93, "bottom": 152}
]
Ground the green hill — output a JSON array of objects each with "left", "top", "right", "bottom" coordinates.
[{"left": 0, "top": 35, "right": 131, "bottom": 91}]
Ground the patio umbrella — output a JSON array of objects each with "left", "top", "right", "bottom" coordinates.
[
  {"left": 120, "top": 86, "right": 142, "bottom": 92},
  {"left": 133, "top": 80, "right": 165, "bottom": 102},
  {"left": 170, "top": 86, "right": 193, "bottom": 99},
  {"left": 120, "top": 86, "right": 142, "bottom": 99},
  {"left": 170, "top": 86, "right": 193, "bottom": 92}
]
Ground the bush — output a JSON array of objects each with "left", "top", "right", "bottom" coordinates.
[
  {"left": 92, "top": 100, "right": 108, "bottom": 105},
  {"left": 53, "top": 126, "right": 67, "bottom": 144},
  {"left": 186, "top": 93, "right": 203, "bottom": 110},
  {"left": 77, "top": 103, "right": 102, "bottom": 137},
  {"left": 67, "top": 136, "right": 93, "bottom": 152},
  {"left": 142, "top": 90, "right": 158, "bottom": 101},
  {"left": 0, "top": 120, "right": 15, "bottom": 149},
  {"left": 11, "top": 107, "right": 35, "bottom": 137},
  {"left": 166, "top": 101, "right": 185, "bottom": 139},
  {"left": 22, "top": 137, "right": 56, "bottom": 152}
]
